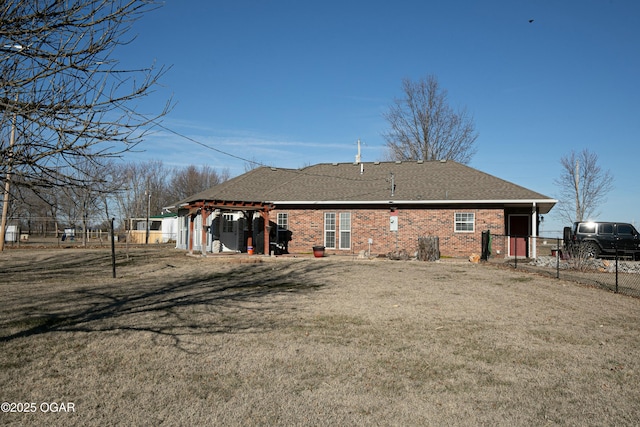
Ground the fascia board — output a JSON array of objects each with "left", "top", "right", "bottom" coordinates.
[{"left": 270, "top": 199, "right": 558, "bottom": 205}]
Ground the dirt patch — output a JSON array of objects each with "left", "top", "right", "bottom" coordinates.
[{"left": 1, "top": 247, "right": 639, "bottom": 426}]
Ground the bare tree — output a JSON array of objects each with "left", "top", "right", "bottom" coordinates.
[
  {"left": 111, "top": 160, "right": 169, "bottom": 223},
  {"left": 0, "top": 0, "right": 170, "bottom": 250},
  {"left": 554, "top": 149, "right": 614, "bottom": 223},
  {"left": 167, "top": 164, "right": 230, "bottom": 203},
  {"left": 383, "top": 75, "right": 478, "bottom": 163},
  {"left": 243, "top": 157, "right": 262, "bottom": 173},
  {"left": 111, "top": 161, "right": 230, "bottom": 226},
  {"left": 59, "top": 158, "right": 118, "bottom": 246},
  {"left": 11, "top": 187, "right": 46, "bottom": 235}
]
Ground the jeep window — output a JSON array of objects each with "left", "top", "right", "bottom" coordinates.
[
  {"left": 578, "top": 223, "right": 596, "bottom": 234},
  {"left": 618, "top": 224, "right": 633, "bottom": 235},
  {"left": 600, "top": 223, "right": 613, "bottom": 234}
]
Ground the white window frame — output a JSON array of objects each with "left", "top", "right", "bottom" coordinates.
[
  {"left": 179, "top": 216, "right": 188, "bottom": 247},
  {"left": 339, "top": 212, "right": 351, "bottom": 250},
  {"left": 277, "top": 212, "right": 288, "bottom": 230},
  {"left": 222, "top": 213, "right": 234, "bottom": 233},
  {"left": 454, "top": 212, "right": 475, "bottom": 233},
  {"left": 324, "top": 212, "right": 336, "bottom": 249}
]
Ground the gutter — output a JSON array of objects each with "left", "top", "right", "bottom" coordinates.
[
  {"left": 167, "top": 198, "right": 559, "bottom": 213},
  {"left": 269, "top": 199, "right": 558, "bottom": 206}
]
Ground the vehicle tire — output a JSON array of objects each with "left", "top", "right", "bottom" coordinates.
[{"left": 582, "top": 242, "right": 600, "bottom": 259}]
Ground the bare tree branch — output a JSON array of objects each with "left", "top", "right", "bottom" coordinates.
[
  {"left": 1, "top": 0, "right": 170, "bottom": 193},
  {"left": 553, "top": 149, "right": 614, "bottom": 224},
  {"left": 382, "top": 75, "right": 478, "bottom": 163}
]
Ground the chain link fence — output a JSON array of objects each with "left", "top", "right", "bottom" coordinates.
[
  {"left": 4, "top": 221, "right": 640, "bottom": 297},
  {"left": 486, "top": 233, "right": 640, "bottom": 298},
  {"left": 2, "top": 216, "right": 177, "bottom": 249}
]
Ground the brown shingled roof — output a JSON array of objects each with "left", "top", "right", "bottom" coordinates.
[{"left": 175, "top": 160, "right": 556, "bottom": 213}]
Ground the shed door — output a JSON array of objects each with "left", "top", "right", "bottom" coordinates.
[
  {"left": 220, "top": 213, "right": 239, "bottom": 251},
  {"left": 509, "top": 215, "right": 529, "bottom": 257}
]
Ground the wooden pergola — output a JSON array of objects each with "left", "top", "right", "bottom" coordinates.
[{"left": 182, "top": 199, "right": 274, "bottom": 256}]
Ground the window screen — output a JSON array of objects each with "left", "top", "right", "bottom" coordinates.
[
  {"left": 324, "top": 213, "right": 336, "bottom": 248},
  {"left": 455, "top": 213, "right": 475, "bottom": 232},
  {"left": 339, "top": 212, "right": 351, "bottom": 250}
]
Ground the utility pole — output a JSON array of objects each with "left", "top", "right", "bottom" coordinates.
[
  {"left": 574, "top": 159, "right": 581, "bottom": 221},
  {"left": 0, "top": 96, "right": 19, "bottom": 252},
  {"left": 145, "top": 190, "right": 151, "bottom": 244}
]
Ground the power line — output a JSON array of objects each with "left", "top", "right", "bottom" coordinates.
[
  {"left": 155, "top": 122, "right": 261, "bottom": 166},
  {"left": 154, "top": 122, "right": 387, "bottom": 183}
]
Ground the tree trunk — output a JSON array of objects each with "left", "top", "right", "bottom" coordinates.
[{"left": 418, "top": 236, "right": 440, "bottom": 261}]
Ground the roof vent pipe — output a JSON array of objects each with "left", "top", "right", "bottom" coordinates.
[
  {"left": 355, "top": 138, "right": 364, "bottom": 164},
  {"left": 389, "top": 172, "right": 396, "bottom": 197}
]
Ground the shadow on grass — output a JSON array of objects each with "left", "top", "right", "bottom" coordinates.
[{"left": 0, "top": 250, "right": 335, "bottom": 352}]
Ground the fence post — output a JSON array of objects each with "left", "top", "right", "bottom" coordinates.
[
  {"left": 514, "top": 235, "right": 518, "bottom": 269},
  {"left": 556, "top": 237, "right": 560, "bottom": 279},
  {"left": 481, "top": 230, "right": 490, "bottom": 261},
  {"left": 615, "top": 242, "right": 619, "bottom": 293},
  {"left": 110, "top": 217, "right": 116, "bottom": 279}
]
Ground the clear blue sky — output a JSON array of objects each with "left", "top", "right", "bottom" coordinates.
[{"left": 120, "top": 0, "right": 639, "bottom": 236}]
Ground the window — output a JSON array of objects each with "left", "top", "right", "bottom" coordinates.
[
  {"left": 339, "top": 212, "right": 351, "bottom": 250},
  {"left": 618, "top": 224, "right": 633, "bottom": 235},
  {"left": 599, "top": 223, "right": 613, "bottom": 234},
  {"left": 455, "top": 212, "right": 475, "bottom": 232},
  {"left": 578, "top": 222, "right": 596, "bottom": 234},
  {"left": 222, "top": 214, "right": 234, "bottom": 233},
  {"left": 324, "top": 213, "right": 336, "bottom": 248},
  {"left": 277, "top": 213, "right": 288, "bottom": 230}
]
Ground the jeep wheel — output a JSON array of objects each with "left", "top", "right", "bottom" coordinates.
[{"left": 582, "top": 242, "right": 600, "bottom": 259}]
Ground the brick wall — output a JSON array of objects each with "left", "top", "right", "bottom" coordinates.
[{"left": 270, "top": 207, "right": 506, "bottom": 258}]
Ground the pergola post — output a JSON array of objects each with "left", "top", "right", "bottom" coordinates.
[
  {"left": 246, "top": 211, "right": 254, "bottom": 254},
  {"left": 262, "top": 208, "right": 270, "bottom": 256},
  {"left": 201, "top": 208, "right": 210, "bottom": 256},
  {"left": 531, "top": 202, "right": 537, "bottom": 259},
  {"left": 188, "top": 214, "right": 195, "bottom": 255}
]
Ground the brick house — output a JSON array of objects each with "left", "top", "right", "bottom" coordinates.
[{"left": 169, "top": 160, "right": 556, "bottom": 258}]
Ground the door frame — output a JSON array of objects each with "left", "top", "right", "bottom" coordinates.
[
  {"left": 220, "top": 212, "right": 240, "bottom": 251},
  {"left": 508, "top": 214, "right": 530, "bottom": 257}
]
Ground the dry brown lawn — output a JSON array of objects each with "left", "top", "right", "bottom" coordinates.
[{"left": 1, "top": 247, "right": 639, "bottom": 426}]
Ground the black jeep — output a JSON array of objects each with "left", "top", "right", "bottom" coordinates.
[{"left": 564, "top": 221, "right": 640, "bottom": 260}]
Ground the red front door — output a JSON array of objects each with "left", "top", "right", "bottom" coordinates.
[{"left": 509, "top": 215, "right": 529, "bottom": 257}]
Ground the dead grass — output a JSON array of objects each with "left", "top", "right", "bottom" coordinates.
[{"left": 1, "top": 247, "right": 639, "bottom": 426}]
